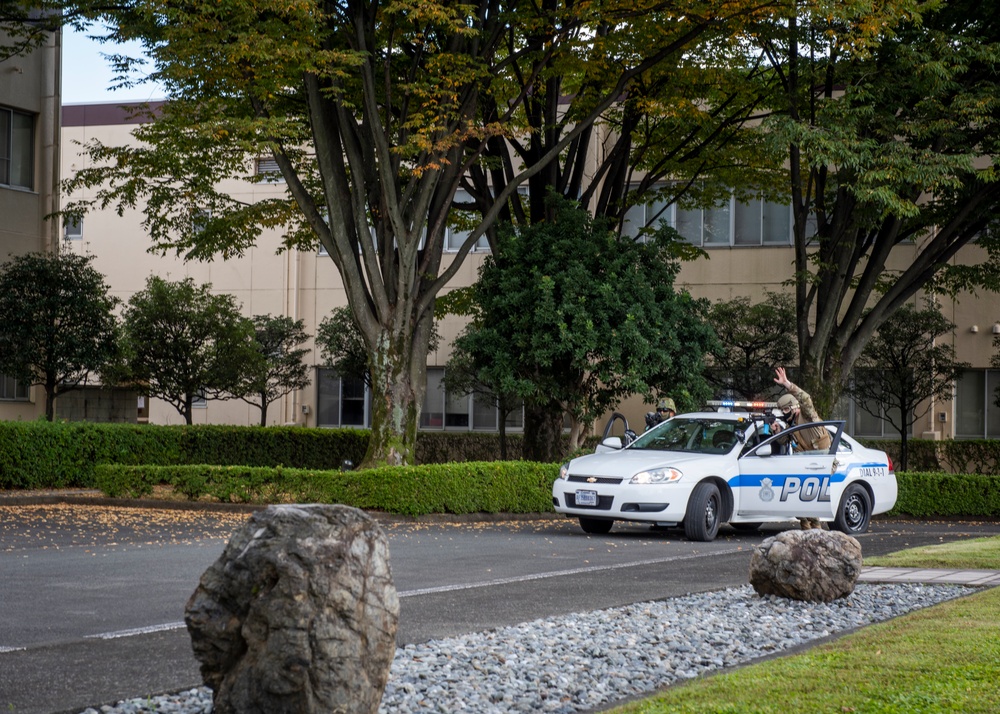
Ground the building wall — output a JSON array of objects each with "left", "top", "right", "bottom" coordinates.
[
  {"left": 60, "top": 101, "right": 997, "bottom": 437},
  {"left": 0, "top": 27, "right": 61, "bottom": 421}
]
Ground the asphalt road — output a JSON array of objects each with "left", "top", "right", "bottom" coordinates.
[{"left": 2, "top": 501, "right": 999, "bottom": 714}]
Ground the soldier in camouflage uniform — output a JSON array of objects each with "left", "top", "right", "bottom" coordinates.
[{"left": 772, "top": 367, "right": 832, "bottom": 530}]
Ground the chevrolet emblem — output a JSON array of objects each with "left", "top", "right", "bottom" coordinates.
[{"left": 586, "top": 477, "right": 598, "bottom": 483}]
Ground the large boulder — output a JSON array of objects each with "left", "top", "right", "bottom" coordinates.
[
  {"left": 749, "top": 529, "right": 863, "bottom": 602},
  {"left": 185, "top": 504, "right": 399, "bottom": 714}
]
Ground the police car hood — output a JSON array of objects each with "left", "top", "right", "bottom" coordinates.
[{"left": 568, "top": 448, "right": 732, "bottom": 477}]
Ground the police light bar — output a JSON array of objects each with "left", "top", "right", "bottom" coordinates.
[{"left": 706, "top": 400, "right": 777, "bottom": 410}]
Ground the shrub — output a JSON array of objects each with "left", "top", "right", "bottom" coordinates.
[
  {"left": 93, "top": 461, "right": 561, "bottom": 515},
  {"left": 890, "top": 471, "right": 1000, "bottom": 517}
]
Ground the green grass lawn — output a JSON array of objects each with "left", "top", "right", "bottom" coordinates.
[
  {"left": 606, "top": 536, "right": 1000, "bottom": 714},
  {"left": 865, "top": 535, "right": 1000, "bottom": 570}
]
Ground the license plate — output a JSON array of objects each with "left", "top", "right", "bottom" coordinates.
[{"left": 575, "top": 489, "right": 598, "bottom": 507}]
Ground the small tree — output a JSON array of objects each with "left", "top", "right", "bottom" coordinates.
[
  {"left": 443, "top": 339, "right": 523, "bottom": 461},
  {"left": 455, "top": 197, "right": 717, "bottom": 461},
  {"left": 235, "top": 315, "right": 311, "bottom": 426},
  {"left": 849, "top": 303, "right": 968, "bottom": 471},
  {"left": 704, "top": 293, "right": 797, "bottom": 401},
  {"left": 0, "top": 252, "right": 120, "bottom": 420},
  {"left": 316, "top": 307, "right": 372, "bottom": 389},
  {"left": 121, "top": 276, "right": 258, "bottom": 425}
]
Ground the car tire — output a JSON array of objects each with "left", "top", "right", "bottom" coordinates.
[
  {"left": 730, "top": 522, "right": 762, "bottom": 532},
  {"left": 684, "top": 482, "right": 721, "bottom": 542},
  {"left": 579, "top": 517, "right": 614, "bottom": 535},
  {"left": 833, "top": 483, "right": 872, "bottom": 535}
]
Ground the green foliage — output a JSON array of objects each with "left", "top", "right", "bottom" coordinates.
[
  {"left": 849, "top": 302, "right": 968, "bottom": 471},
  {"left": 235, "top": 314, "right": 311, "bottom": 426},
  {"left": 0, "top": 422, "right": 173, "bottom": 489},
  {"left": 0, "top": 252, "right": 120, "bottom": 420},
  {"left": 174, "top": 425, "right": 367, "bottom": 469},
  {"left": 58, "top": 0, "right": 792, "bottom": 468},
  {"left": 120, "top": 276, "right": 259, "bottom": 424},
  {"left": 704, "top": 292, "right": 796, "bottom": 401},
  {"left": 452, "top": 197, "right": 718, "bottom": 456},
  {"left": 316, "top": 307, "right": 371, "bottom": 388},
  {"left": 94, "top": 461, "right": 561, "bottom": 515},
  {"left": 891, "top": 472, "right": 1000, "bottom": 518},
  {"left": 0, "top": 421, "right": 367, "bottom": 490},
  {"left": 752, "top": 0, "right": 1000, "bottom": 410}
]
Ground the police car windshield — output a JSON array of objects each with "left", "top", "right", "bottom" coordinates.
[{"left": 629, "top": 418, "right": 738, "bottom": 454}]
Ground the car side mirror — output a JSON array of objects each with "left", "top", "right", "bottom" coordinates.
[
  {"left": 598, "top": 436, "right": 623, "bottom": 451},
  {"left": 755, "top": 444, "right": 773, "bottom": 457}
]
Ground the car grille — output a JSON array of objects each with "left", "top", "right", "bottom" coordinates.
[
  {"left": 564, "top": 493, "right": 615, "bottom": 510},
  {"left": 567, "top": 475, "right": 624, "bottom": 485}
]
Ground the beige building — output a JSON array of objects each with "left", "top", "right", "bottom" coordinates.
[
  {"left": 60, "top": 101, "right": 1000, "bottom": 439},
  {"left": 0, "top": 26, "right": 61, "bottom": 421}
]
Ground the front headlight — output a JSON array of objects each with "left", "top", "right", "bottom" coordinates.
[
  {"left": 558, "top": 462, "right": 570, "bottom": 480},
  {"left": 631, "top": 467, "right": 683, "bottom": 484}
]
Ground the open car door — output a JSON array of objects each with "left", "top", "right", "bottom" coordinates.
[{"left": 734, "top": 421, "right": 846, "bottom": 519}]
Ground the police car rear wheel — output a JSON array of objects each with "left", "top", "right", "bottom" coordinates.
[
  {"left": 684, "top": 482, "right": 721, "bottom": 542},
  {"left": 833, "top": 483, "right": 871, "bottom": 534},
  {"left": 579, "top": 517, "right": 614, "bottom": 535}
]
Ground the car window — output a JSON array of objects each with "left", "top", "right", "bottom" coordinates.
[
  {"left": 743, "top": 421, "right": 845, "bottom": 457},
  {"left": 629, "top": 418, "right": 738, "bottom": 454}
]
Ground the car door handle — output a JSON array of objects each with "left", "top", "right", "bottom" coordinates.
[{"left": 805, "top": 463, "right": 827, "bottom": 470}]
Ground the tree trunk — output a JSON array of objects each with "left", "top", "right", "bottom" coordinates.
[
  {"left": 498, "top": 410, "right": 508, "bottom": 461},
  {"left": 522, "top": 402, "right": 566, "bottom": 463},
  {"left": 899, "top": 432, "right": 910, "bottom": 473},
  {"left": 567, "top": 417, "right": 587, "bottom": 453},
  {"left": 359, "top": 325, "right": 429, "bottom": 468},
  {"left": 44, "top": 380, "right": 56, "bottom": 422},
  {"left": 259, "top": 393, "right": 268, "bottom": 427}
]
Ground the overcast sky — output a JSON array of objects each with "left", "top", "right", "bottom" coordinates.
[{"left": 62, "top": 26, "right": 166, "bottom": 104}]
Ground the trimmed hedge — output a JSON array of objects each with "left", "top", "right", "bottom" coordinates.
[
  {"left": 0, "top": 422, "right": 178, "bottom": 489},
  {"left": 95, "top": 461, "right": 561, "bottom": 516},
  {"left": 0, "top": 421, "right": 368, "bottom": 490},
  {"left": 92, "top": 465, "right": 1000, "bottom": 519},
  {"left": 890, "top": 471, "right": 1000, "bottom": 518},
  {"left": 0, "top": 421, "right": 587, "bottom": 490}
]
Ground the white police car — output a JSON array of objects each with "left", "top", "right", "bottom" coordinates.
[{"left": 552, "top": 406, "right": 896, "bottom": 541}]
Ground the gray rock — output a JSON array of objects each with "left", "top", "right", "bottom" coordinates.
[
  {"left": 749, "top": 529, "right": 862, "bottom": 602},
  {"left": 185, "top": 504, "right": 399, "bottom": 714}
]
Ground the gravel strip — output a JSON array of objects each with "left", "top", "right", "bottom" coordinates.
[{"left": 78, "top": 582, "right": 970, "bottom": 714}]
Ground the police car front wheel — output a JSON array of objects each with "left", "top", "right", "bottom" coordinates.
[{"left": 684, "top": 482, "right": 722, "bottom": 542}]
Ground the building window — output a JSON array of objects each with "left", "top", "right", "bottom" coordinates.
[
  {"left": 420, "top": 367, "right": 524, "bottom": 431},
  {"left": 255, "top": 157, "right": 284, "bottom": 183},
  {"left": 0, "top": 374, "right": 29, "bottom": 401},
  {"left": 622, "top": 198, "right": 673, "bottom": 243},
  {"left": 64, "top": 217, "right": 83, "bottom": 241},
  {"left": 831, "top": 387, "right": 909, "bottom": 439},
  {"left": 191, "top": 209, "right": 211, "bottom": 234},
  {"left": 192, "top": 388, "right": 208, "bottom": 408},
  {"left": 445, "top": 190, "right": 490, "bottom": 252},
  {"left": 421, "top": 369, "right": 445, "bottom": 428},
  {"left": 316, "top": 368, "right": 369, "bottom": 427},
  {"left": 624, "top": 190, "right": 793, "bottom": 247},
  {"left": 0, "top": 107, "right": 34, "bottom": 190},
  {"left": 955, "top": 370, "right": 1000, "bottom": 439}
]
